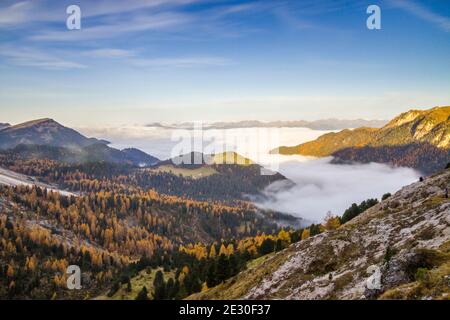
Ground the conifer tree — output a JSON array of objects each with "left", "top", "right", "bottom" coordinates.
[
  {"left": 153, "top": 270, "right": 166, "bottom": 300},
  {"left": 206, "top": 261, "right": 217, "bottom": 288},
  {"left": 259, "top": 238, "right": 275, "bottom": 255},
  {"left": 166, "top": 278, "right": 175, "bottom": 299},
  {"left": 216, "top": 254, "right": 229, "bottom": 283},
  {"left": 136, "top": 286, "right": 149, "bottom": 300},
  {"left": 228, "top": 254, "right": 239, "bottom": 277}
]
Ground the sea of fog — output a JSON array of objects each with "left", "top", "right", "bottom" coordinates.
[
  {"left": 77, "top": 126, "right": 330, "bottom": 161},
  {"left": 78, "top": 126, "right": 420, "bottom": 222}
]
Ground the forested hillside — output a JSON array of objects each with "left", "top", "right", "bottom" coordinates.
[
  {"left": 273, "top": 106, "right": 450, "bottom": 174},
  {"left": 331, "top": 143, "right": 450, "bottom": 175},
  {"left": 0, "top": 149, "right": 286, "bottom": 202},
  {"left": 0, "top": 162, "right": 298, "bottom": 299}
]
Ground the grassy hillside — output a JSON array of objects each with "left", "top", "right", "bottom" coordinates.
[
  {"left": 274, "top": 106, "right": 450, "bottom": 157},
  {"left": 150, "top": 164, "right": 218, "bottom": 179},
  {"left": 186, "top": 253, "right": 277, "bottom": 300},
  {"left": 188, "top": 169, "right": 450, "bottom": 300},
  {"left": 212, "top": 152, "right": 253, "bottom": 165},
  {"left": 379, "top": 241, "right": 450, "bottom": 300},
  {"left": 273, "top": 127, "right": 377, "bottom": 157},
  {"left": 96, "top": 268, "right": 174, "bottom": 300}
]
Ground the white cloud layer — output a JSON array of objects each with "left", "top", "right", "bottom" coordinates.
[
  {"left": 255, "top": 157, "right": 420, "bottom": 223},
  {"left": 77, "top": 126, "right": 331, "bottom": 160}
]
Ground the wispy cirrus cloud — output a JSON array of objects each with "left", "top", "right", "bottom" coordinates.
[
  {"left": 71, "top": 0, "right": 197, "bottom": 18},
  {"left": 3, "top": 0, "right": 279, "bottom": 42},
  {"left": 129, "top": 56, "right": 233, "bottom": 68},
  {"left": 81, "top": 49, "right": 231, "bottom": 68},
  {"left": 0, "top": 1, "right": 59, "bottom": 27},
  {"left": 0, "top": 45, "right": 86, "bottom": 69},
  {"left": 0, "top": 43, "right": 230, "bottom": 70},
  {"left": 0, "top": 0, "right": 255, "bottom": 72},
  {"left": 0, "top": 1, "right": 33, "bottom": 26},
  {"left": 0, "top": 0, "right": 198, "bottom": 28},
  {"left": 212, "top": 2, "right": 271, "bottom": 16},
  {"left": 82, "top": 48, "right": 136, "bottom": 58},
  {"left": 390, "top": 0, "right": 450, "bottom": 32},
  {"left": 1, "top": 0, "right": 288, "bottom": 44},
  {"left": 31, "top": 12, "right": 191, "bottom": 41}
]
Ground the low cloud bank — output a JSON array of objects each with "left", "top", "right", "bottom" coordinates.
[
  {"left": 255, "top": 157, "right": 421, "bottom": 223},
  {"left": 78, "top": 126, "right": 332, "bottom": 160}
]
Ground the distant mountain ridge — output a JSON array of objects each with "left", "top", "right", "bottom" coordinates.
[
  {"left": 272, "top": 106, "right": 450, "bottom": 173},
  {"left": 146, "top": 119, "right": 388, "bottom": 131},
  {"left": 0, "top": 118, "right": 159, "bottom": 166}
]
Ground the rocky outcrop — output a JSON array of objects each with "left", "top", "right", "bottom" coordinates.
[{"left": 190, "top": 169, "right": 450, "bottom": 300}]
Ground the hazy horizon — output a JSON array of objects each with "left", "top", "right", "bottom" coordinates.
[{"left": 1, "top": 116, "right": 392, "bottom": 128}]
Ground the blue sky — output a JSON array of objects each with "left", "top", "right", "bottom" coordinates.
[{"left": 0, "top": 0, "right": 449, "bottom": 126}]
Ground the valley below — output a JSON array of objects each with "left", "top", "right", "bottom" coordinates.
[{"left": 0, "top": 105, "right": 448, "bottom": 300}]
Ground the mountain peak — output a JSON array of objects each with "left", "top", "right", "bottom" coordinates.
[
  {"left": 384, "top": 109, "right": 424, "bottom": 128},
  {"left": 384, "top": 106, "right": 450, "bottom": 129},
  {"left": 7, "top": 118, "right": 59, "bottom": 131},
  {"left": 382, "top": 106, "right": 449, "bottom": 147},
  {"left": 0, "top": 118, "right": 103, "bottom": 150}
]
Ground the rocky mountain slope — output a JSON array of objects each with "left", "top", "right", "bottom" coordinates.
[
  {"left": 188, "top": 169, "right": 450, "bottom": 300},
  {"left": 274, "top": 106, "right": 449, "bottom": 157}
]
